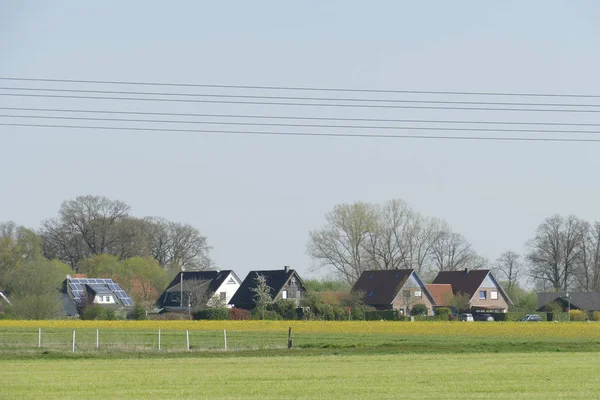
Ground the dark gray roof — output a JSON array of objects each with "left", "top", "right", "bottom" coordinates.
[
  {"left": 228, "top": 268, "right": 304, "bottom": 308},
  {"left": 537, "top": 292, "right": 600, "bottom": 311},
  {"left": 351, "top": 269, "right": 436, "bottom": 306},
  {"left": 432, "top": 269, "right": 513, "bottom": 305},
  {"left": 157, "top": 270, "right": 238, "bottom": 308}
]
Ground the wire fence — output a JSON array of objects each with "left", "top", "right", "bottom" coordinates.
[{"left": 0, "top": 328, "right": 294, "bottom": 353}]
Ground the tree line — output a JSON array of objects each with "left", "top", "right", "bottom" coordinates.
[
  {"left": 0, "top": 195, "right": 214, "bottom": 318},
  {"left": 306, "top": 199, "right": 600, "bottom": 293}
]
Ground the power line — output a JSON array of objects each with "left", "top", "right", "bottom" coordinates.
[
  {"left": 2, "top": 107, "right": 600, "bottom": 127},
  {"left": 4, "top": 93, "right": 600, "bottom": 112},
  {"left": 1, "top": 77, "right": 599, "bottom": 98},
  {"left": 2, "top": 86, "right": 600, "bottom": 108},
  {"left": 2, "top": 122, "right": 600, "bottom": 142},
  {"left": 3, "top": 114, "right": 600, "bottom": 135}
]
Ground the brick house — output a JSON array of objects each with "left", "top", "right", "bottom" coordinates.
[{"left": 351, "top": 269, "right": 437, "bottom": 316}]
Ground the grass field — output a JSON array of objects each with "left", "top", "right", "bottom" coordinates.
[
  {"left": 3, "top": 352, "right": 599, "bottom": 399},
  {"left": 2, "top": 321, "right": 600, "bottom": 398}
]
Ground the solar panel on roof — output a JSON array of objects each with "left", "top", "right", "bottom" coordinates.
[{"left": 70, "top": 278, "right": 80, "bottom": 283}]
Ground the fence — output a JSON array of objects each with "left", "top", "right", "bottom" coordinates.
[{"left": 0, "top": 327, "right": 294, "bottom": 353}]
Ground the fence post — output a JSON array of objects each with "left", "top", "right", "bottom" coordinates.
[
  {"left": 38, "top": 328, "right": 41, "bottom": 348},
  {"left": 287, "top": 327, "right": 292, "bottom": 349},
  {"left": 186, "top": 330, "right": 190, "bottom": 351},
  {"left": 224, "top": 329, "right": 227, "bottom": 351},
  {"left": 96, "top": 329, "right": 99, "bottom": 350},
  {"left": 72, "top": 330, "right": 76, "bottom": 353},
  {"left": 158, "top": 329, "right": 161, "bottom": 351}
]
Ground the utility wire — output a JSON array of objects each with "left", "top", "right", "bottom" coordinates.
[
  {"left": 2, "top": 86, "right": 600, "bottom": 108},
  {"left": 2, "top": 122, "right": 600, "bottom": 142},
  {"left": 2, "top": 114, "right": 600, "bottom": 135},
  {"left": 1, "top": 77, "right": 599, "bottom": 98},
  {"left": 3, "top": 93, "right": 600, "bottom": 112},
  {"left": 2, "top": 107, "right": 600, "bottom": 127}
]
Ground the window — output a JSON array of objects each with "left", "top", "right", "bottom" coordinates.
[
  {"left": 290, "top": 277, "right": 297, "bottom": 286},
  {"left": 220, "top": 292, "right": 227, "bottom": 301},
  {"left": 414, "top": 290, "right": 422, "bottom": 298},
  {"left": 104, "top": 296, "right": 112, "bottom": 303},
  {"left": 281, "top": 290, "right": 288, "bottom": 299},
  {"left": 479, "top": 290, "right": 487, "bottom": 300},
  {"left": 368, "top": 289, "right": 376, "bottom": 297},
  {"left": 226, "top": 278, "right": 236, "bottom": 285},
  {"left": 490, "top": 290, "right": 498, "bottom": 300}
]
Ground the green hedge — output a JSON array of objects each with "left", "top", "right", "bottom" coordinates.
[
  {"left": 193, "top": 308, "right": 231, "bottom": 320},
  {"left": 81, "top": 305, "right": 118, "bottom": 320},
  {"left": 365, "top": 310, "right": 400, "bottom": 321},
  {"left": 412, "top": 315, "right": 448, "bottom": 322}
]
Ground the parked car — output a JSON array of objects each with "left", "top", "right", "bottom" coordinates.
[
  {"left": 519, "top": 314, "right": 543, "bottom": 322},
  {"left": 473, "top": 313, "right": 495, "bottom": 321},
  {"left": 458, "top": 313, "right": 474, "bottom": 322}
]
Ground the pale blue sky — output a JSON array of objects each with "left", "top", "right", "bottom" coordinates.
[{"left": 1, "top": 1, "right": 600, "bottom": 280}]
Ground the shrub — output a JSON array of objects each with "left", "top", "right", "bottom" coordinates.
[
  {"left": 129, "top": 305, "right": 147, "bottom": 320},
  {"left": 592, "top": 311, "right": 600, "bottom": 322},
  {"left": 411, "top": 303, "right": 427, "bottom": 316},
  {"left": 569, "top": 309, "right": 587, "bottom": 321},
  {"left": 550, "top": 312, "right": 569, "bottom": 322},
  {"left": 434, "top": 307, "right": 451, "bottom": 316},
  {"left": 545, "top": 301, "right": 564, "bottom": 313},
  {"left": 151, "top": 312, "right": 192, "bottom": 320},
  {"left": 269, "top": 299, "right": 298, "bottom": 320},
  {"left": 193, "top": 308, "right": 231, "bottom": 320},
  {"left": 230, "top": 307, "right": 251, "bottom": 320},
  {"left": 81, "top": 305, "right": 117, "bottom": 320},
  {"left": 251, "top": 309, "right": 281, "bottom": 320},
  {"left": 365, "top": 310, "right": 400, "bottom": 321}
]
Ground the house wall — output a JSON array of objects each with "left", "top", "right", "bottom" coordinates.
[
  {"left": 391, "top": 286, "right": 435, "bottom": 316},
  {"left": 469, "top": 285, "right": 509, "bottom": 311},
  {"left": 207, "top": 274, "right": 241, "bottom": 308},
  {"left": 276, "top": 273, "right": 305, "bottom": 305}
]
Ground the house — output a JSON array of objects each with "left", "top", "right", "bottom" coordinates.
[
  {"left": 537, "top": 292, "right": 600, "bottom": 313},
  {"left": 431, "top": 269, "right": 513, "bottom": 313},
  {"left": 228, "top": 266, "right": 306, "bottom": 309},
  {"left": 157, "top": 270, "right": 241, "bottom": 311},
  {"left": 61, "top": 274, "right": 134, "bottom": 317},
  {"left": 351, "top": 269, "right": 437, "bottom": 315}
]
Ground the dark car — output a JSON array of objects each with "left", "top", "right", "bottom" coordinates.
[
  {"left": 473, "top": 313, "right": 494, "bottom": 321},
  {"left": 520, "top": 314, "right": 543, "bottom": 322}
]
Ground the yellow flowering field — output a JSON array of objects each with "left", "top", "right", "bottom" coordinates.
[{"left": 1, "top": 320, "right": 599, "bottom": 338}]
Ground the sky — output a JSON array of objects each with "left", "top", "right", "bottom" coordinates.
[{"left": 1, "top": 1, "right": 600, "bottom": 281}]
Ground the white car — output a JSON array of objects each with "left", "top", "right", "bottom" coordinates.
[{"left": 458, "top": 313, "right": 474, "bottom": 322}]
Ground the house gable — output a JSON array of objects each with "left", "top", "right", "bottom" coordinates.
[
  {"left": 228, "top": 267, "right": 306, "bottom": 309},
  {"left": 389, "top": 271, "right": 437, "bottom": 314},
  {"left": 209, "top": 271, "right": 242, "bottom": 307}
]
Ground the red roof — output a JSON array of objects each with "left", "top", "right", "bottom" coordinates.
[{"left": 426, "top": 284, "right": 454, "bottom": 306}]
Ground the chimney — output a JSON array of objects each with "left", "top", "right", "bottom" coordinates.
[
  {"left": 464, "top": 268, "right": 469, "bottom": 274},
  {"left": 284, "top": 266, "right": 289, "bottom": 273}
]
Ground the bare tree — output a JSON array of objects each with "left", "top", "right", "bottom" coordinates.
[
  {"left": 40, "top": 196, "right": 213, "bottom": 271},
  {"left": 430, "top": 228, "right": 482, "bottom": 272},
  {"left": 364, "top": 199, "right": 413, "bottom": 271},
  {"left": 573, "top": 221, "right": 600, "bottom": 291},
  {"left": 41, "top": 195, "right": 131, "bottom": 269},
  {"left": 526, "top": 214, "right": 586, "bottom": 291},
  {"left": 144, "top": 217, "right": 213, "bottom": 271},
  {"left": 307, "top": 202, "right": 378, "bottom": 284},
  {"left": 494, "top": 250, "right": 522, "bottom": 290}
]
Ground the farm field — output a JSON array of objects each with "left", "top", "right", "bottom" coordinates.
[
  {"left": 2, "top": 320, "right": 600, "bottom": 356},
  {"left": 2, "top": 352, "right": 599, "bottom": 399}
]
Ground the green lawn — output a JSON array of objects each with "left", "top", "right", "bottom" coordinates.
[{"left": 2, "top": 352, "right": 599, "bottom": 399}]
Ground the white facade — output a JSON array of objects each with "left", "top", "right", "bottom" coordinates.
[
  {"left": 207, "top": 272, "right": 241, "bottom": 308},
  {"left": 94, "top": 294, "right": 116, "bottom": 304}
]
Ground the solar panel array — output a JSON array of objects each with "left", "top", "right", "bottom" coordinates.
[{"left": 68, "top": 278, "right": 134, "bottom": 306}]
